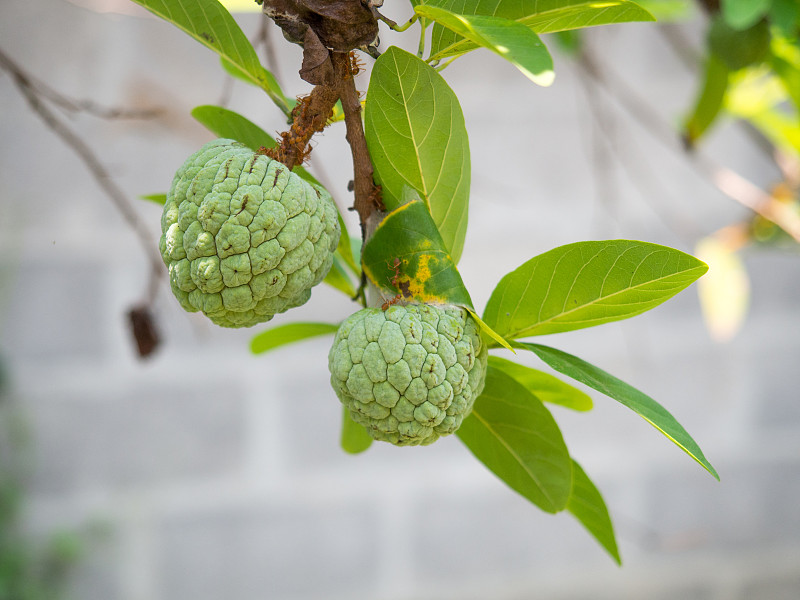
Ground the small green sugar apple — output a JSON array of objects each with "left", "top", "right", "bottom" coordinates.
[
  {"left": 329, "top": 303, "right": 488, "bottom": 446},
  {"left": 160, "top": 139, "right": 340, "bottom": 328}
]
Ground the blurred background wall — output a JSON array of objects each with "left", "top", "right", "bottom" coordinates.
[{"left": 1, "top": 1, "right": 799, "bottom": 599}]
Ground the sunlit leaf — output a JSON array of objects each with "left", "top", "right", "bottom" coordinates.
[
  {"left": 771, "top": 36, "right": 800, "bottom": 116},
  {"left": 362, "top": 200, "right": 473, "bottom": 308},
  {"left": 568, "top": 460, "right": 621, "bottom": 564},
  {"left": 634, "top": 0, "right": 694, "bottom": 21},
  {"left": 365, "top": 46, "right": 471, "bottom": 262},
  {"left": 415, "top": 5, "right": 555, "bottom": 86},
  {"left": 250, "top": 321, "right": 339, "bottom": 354},
  {"left": 695, "top": 236, "right": 750, "bottom": 342},
  {"left": 219, "top": 0, "right": 262, "bottom": 12},
  {"left": 466, "top": 309, "right": 516, "bottom": 353},
  {"left": 457, "top": 366, "right": 573, "bottom": 513},
  {"left": 517, "top": 342, "right": 720, "bottom": 480},
  {"left": 425, "top": 0, "right": 654, "bottom": 60},
  {"left": 483, "top": 240, "right": 708, "bottom": 339},
  {"left": 488, "top": 356, "right": 593, "bottom": 411}
]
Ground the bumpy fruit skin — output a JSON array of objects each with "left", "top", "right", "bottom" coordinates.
[
  {"left": 160, "top": 139, "right": 340, "bottom": 328},
  {"left": 329, "top": 304, "right": 488, "bottom": 446}
]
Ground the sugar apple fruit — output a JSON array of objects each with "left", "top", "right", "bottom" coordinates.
[
  {"left": 329, "top": 304, "right": 488, "bottom": 446},
  {"left": 160, "top": 138, "right": 340, "bottom": 328}
]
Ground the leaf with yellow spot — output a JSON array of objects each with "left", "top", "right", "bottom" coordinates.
[{"left": 362, "top": 200, "right": 473, "bottom": 309}]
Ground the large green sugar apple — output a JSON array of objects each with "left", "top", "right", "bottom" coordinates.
[
  {"left": 329, "top": 303, "right": 488, "bottom": 446},
  {"left": 160, "top": 139, "right": 340, "bottom": 328}
]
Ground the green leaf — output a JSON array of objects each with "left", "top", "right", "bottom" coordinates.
[
  {"left": 250, "top": 322, "right": 339, "bottom": 354},
  {"left": 465, "top": 308, "right": 516, "bottom": 353},
  {"left": 191, "top": 105, "right": 274, "bottom": 152},
  {"left": 190, "top": 104, "right": 322, "bottom": 186},
  {"left": 364, "top": 46, "right": 471, "bottom": 263},
  {"left": 634, "top": 0, "right": 695, "bottom": 22},
  {"left": 483, "top": 240, "right": 708, "bottom": 339},
  {"left": 771, "top": 37, "right": 800, "bottom": 117},
  {"left": 335, "top": 212, "right": 360, "bottom": 276},
  {"left": 457, "top": 366, "right": 573, "bottom": 513},
  {"left": 140, "top": 193, "right": 167, "bottom": 205},
  {"left": 341, "top": 407, "right": 373, "bottom": 454},
  {"left": 683, "top": 55, "right": 730, "bottom": 146},
  {"left": 721, "top": 0, "right": 771, "bottom": 30},
  {"left": 770, "top": 0, "right": 800, "bottom": 37},
  {"left": 488, "top": 356, "right": 593, "bottom": 411},
  {"left": 425, "top": 0, "right": 655, "bottom": 60},
  {"left": 362, "top": 200, "right": 473, "bottom": 308},
  {"left": 415, "top": 6, "right": 555, "bottom": 86},
  {"left": 567, "top": 460, "right": 621, "bottom": 564},
  {"left": 129, "top": 0, "right": 290, "bottom": 115},
  {"left": 517, "top": 342, "right": 720, "bottom": 480},
  {"left": 323, "top": 256, "right": 358, "bottom": 297},
  {"left": 708, "top": 16, "right": 771, "bottom": 71}
]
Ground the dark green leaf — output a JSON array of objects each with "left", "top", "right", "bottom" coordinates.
[
  {"left": 488, "top": 356, "right": 593, "bottom": 411},
  {"left": 140, "top": 193, "right": 167, "bottom": 205},
  {"left": 362, "top": 200, "right": 473, "bottom": 308},
  {"left": 364, "top": 46, "right": 471, "bottom": 262},
  {"left": 415, "top": 6, "right": 555, "bottom": 86},
  {"left": 483, "top": 240, "right": 708, "bottom": 339},
  {"left": 426, "top": 0, "right": 655, "bottom": 60},
  {"left": 517, "top": 342, "right": 720, "bottom": 480},
  {"left": 129, "top": 0, "right": 290, "bottom": 115},
  {"left": 457, "top": 366, "right": 573, "bottom": 513},
  {"left": 250, "top": 322, "right": 339, "bottom": 354},
  {"left": 769, "top": 0, "right": 800, "bottom": 37},
  {"left": 568, "top": 460, "right": 621, "bottom": 564},
  {"left": 708, "top": 16, "right": 771, "bottom": 71},
  {"left": 341, "top": 407, "right": 373, "bottom": 454},
  {"left": 683, "top": 55, "right": 730, "bottom": 146}
]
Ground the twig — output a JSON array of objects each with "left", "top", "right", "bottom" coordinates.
[
  {"left": 578, "top": 45, "right": 800, "bottom": 243},
  {"left": 575, "top": 54, "right": 702, "bottom": 242},
  {"left": 0, "top": 47, "right": 164, "bottom": 304},
  {"left": 332, "top": 52, "right": 382, "bottom": 236},
  {"left": 266, "top": 82, "right": 339, "bottom": 169}
]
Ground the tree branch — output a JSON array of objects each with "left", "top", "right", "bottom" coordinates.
[
  {"left": 0, "top": 46, "right": 164, "bottom": 356},
  {"left": 331, "top": 52, "right": 382, "bottom": 237}
]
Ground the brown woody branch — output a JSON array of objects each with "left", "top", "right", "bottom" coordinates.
[{"left": 332, "top": 52, "right": 383, "bottom": 235}]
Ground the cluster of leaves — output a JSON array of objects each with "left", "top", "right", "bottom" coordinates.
[
  {"left": 0, "top": 381, "right": 83, "bottom": 600},
  {"left": 684, "top": 0, "right": 800, "bottom": 340},
  {"left": 133, "top": 0, "right": 720, "bottom": 563}
]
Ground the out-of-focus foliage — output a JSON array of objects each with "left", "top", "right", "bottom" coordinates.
[{"left": 0, "top": 371, "right": 84, "bottom": 600}]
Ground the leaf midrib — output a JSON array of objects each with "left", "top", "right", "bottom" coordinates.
[
  {"left": 392, "top": 52, "right": 431, "bottom": 206},
  {"left": 500, "top": 264, "right": 705, "bottom": 339},
  {"left": 469, "top": 408, "right": 557, "bottom": 509}
]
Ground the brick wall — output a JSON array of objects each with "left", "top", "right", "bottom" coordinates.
[{"left": 1, "top": 2, "right": 798, "bottom": 599}]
